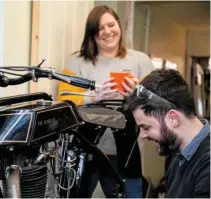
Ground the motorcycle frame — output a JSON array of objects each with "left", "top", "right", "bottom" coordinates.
[
  {"left": 57, "top": 128, "right": 125, "bottom": 198},
  {"left": 0, "top": 93, "right": 125, "bottom": 198}
]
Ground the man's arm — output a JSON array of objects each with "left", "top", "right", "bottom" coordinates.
[{"left": 193, "top": 152, "right": 210, "bottom": 198}]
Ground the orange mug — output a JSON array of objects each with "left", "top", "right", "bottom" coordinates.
[{"left": 110, "top": 72, "right": 134, "bottom": 92}]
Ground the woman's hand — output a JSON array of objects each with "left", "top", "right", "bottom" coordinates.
[
  {"left": 93, "top": 77, "right": 119, "bottom": 102},
  {"left": 119, "top": 76, "right": 139, "bottom": 97}
]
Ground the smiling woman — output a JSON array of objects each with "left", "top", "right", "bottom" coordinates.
[
  {"left": 57, "top": 5, "right": 154, "bottom": 198},
  {"left": 78, "top": 5, "right": 126, "bottom": 65},
  {"left": 95, "top": 13, "right": 121, "bottom": 57}
]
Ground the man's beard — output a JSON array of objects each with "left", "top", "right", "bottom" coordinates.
[{"left": 157, "top": 121, "right": 181, "bottom": 156}]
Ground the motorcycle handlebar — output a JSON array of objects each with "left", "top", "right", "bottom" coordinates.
[
  {"left": 0, "top": 67, "right": 96, "bottom": 90},
  {"left": 53, "top": 72, "right": 95, "bottom": 90}
]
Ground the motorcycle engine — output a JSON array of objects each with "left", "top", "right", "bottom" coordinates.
[{"left": 0, "top": 99, "right": 81, "bottom": 197}]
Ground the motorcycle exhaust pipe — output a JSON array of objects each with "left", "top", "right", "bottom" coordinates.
[{"left": 5, "top": 165, "right": 22, "bottom": 198}]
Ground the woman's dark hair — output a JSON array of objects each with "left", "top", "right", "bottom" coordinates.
[
  {"left": 124, "top": 69, "right": 197, "bottom": 120},
  {"left": 77, "top": 5, "right": 126, "bottom": 65}
]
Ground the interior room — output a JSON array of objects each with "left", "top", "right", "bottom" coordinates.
[{"left": 0, "top": 1, "right": 210, "bottom": 198}]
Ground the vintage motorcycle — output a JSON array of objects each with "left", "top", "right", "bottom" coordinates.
[{"left": 0, "top": 62, "right": 127, "bottom": 198}]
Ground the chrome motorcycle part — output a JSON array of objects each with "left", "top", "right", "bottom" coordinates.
[{"left": 5, "top": 165, "right": 22, "bottom": 198}]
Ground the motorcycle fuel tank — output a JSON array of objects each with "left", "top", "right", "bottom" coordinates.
[{"left": 0, "top": 100, "right": 80, "bottom": 147}]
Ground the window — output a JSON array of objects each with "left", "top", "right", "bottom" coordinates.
[
  {"left": 165, "top": 60, "right": 177, "bottom": 70},
  {"left": 151, "top": 58, "right": 163, "bottom": 69}
]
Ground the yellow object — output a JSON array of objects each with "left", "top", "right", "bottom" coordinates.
[
  {"left": 57, "top": 69, "right": 149, "bottom": 106},
  {"left": 57, "top": 69, "right": 87, "bottom": 106},
  {"left": 139, "top": 74, "right": 148, "bottom": 83}
]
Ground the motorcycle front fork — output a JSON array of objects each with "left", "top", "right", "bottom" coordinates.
[{"left": 55, "top": 133, "right": 87, "bottom": 198}]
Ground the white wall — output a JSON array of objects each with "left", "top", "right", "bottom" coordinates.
[
  {"left": 133, "top": 4, "right": 148, "bottom": 52},
  {"left": 135, "top": 2, "right": 210, "bottom": 76},
  {"left": 0, "top": 1, "right": 3, "bottom": 67},
  {"left": 0, "top": 1, "right": 31, "bottom": 98},
  {"left": 187, "top": 28, "right": 210, "bottom": 57},
  {"left": 95, "top": 1, "right": 118, "bottom": 11},
  {"left": 35, "top": 1, "right": 94, "bottom": 99},
  {"left": 147, "top": 4, "right": 187, "bottom": 75}
]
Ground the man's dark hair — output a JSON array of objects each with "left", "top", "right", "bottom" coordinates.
[{"left": 124, "top": 69, "right": 196, "bottom": 121}]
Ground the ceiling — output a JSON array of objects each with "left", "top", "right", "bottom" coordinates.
[{"left": 137, "top": 1, "right": 210, "bottom": 29}]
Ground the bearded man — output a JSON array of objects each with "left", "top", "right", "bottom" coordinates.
[{"left": 124, "top": 69, "right": 210, "bottom": 198}]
